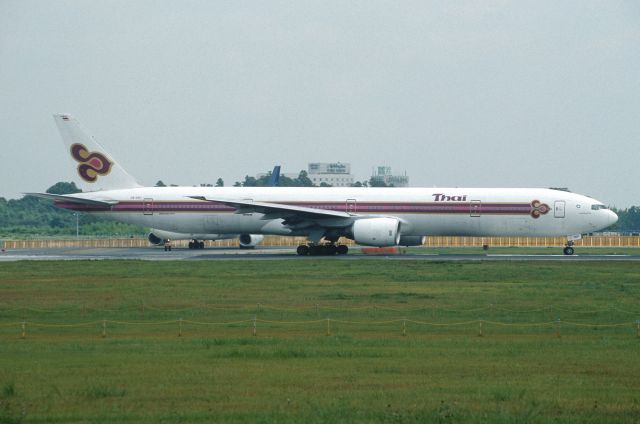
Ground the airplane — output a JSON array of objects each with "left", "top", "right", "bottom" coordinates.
[
  {"left": 147, "top": 165, "right": 282, "bottom": 250},
  {"left": 27, "top": 114, "right": 618, "bottom": 256}
]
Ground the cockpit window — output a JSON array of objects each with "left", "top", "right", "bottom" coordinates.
[{"left": 591, "top": 204, "right": 607, "bottom": 210}]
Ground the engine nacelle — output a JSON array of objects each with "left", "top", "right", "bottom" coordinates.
[
  {"left": 239, "top": 234, "right": 264, "bottom": 249},
  {"left": 148, "top": 232, "right": 164, "bottom": 245},
  {"left": 398, "top": 235, "right": 426, "bottom": 246},
  {"left": 352, "top": 218, "right": 401, "bottom": 247}
]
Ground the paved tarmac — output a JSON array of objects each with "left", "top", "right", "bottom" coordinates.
[{"left": 1, "top": 247, "right": 639, "bottom": 262}]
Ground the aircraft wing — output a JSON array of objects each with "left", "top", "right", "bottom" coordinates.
[
  {"left": 24, "top": 193, "right": 118, "bottom": 207},
  {"left": 188, "top": 196, "right": 355, "bottom": 227}
]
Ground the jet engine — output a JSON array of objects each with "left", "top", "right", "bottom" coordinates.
[
  {"left": 352, "top": 218, "right": 401, "bottom": 247},
  {"left": 398, "top": 235, "right": 426, "bottom": 246},
  {"left": 148, "top": 232, "right": 164, "bottom": 245},
  {"left": 238, "top": 234, "right": 264, "bottom": 249}
]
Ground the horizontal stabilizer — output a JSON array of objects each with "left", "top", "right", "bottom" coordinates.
[{"left": 24, "top": 193, "right": 118, "bottom": 207}]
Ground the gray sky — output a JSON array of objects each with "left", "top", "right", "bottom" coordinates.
[{"left": 1, "top": 1, "right": 639, "bottom": 207}]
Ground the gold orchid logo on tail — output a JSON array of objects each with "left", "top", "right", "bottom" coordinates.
[
  {"left": 70, "top": 143, "right": 113, "bottom": 183},
  {"left": 530, "top": 200, "right": 550, "bottom": 219}
]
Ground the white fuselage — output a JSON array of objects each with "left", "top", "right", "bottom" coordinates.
[{"left": 58, "top": 187, "right": 617, "bottom": 239}]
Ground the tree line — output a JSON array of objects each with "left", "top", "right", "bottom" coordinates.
[
  {"left": 155, "top": 170, "right": 389, "bottom": 188},
  {"left": 0, "top": 182, "right": 145, "bottom": 238}
]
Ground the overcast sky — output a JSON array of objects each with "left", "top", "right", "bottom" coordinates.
[{"left": 1, "top": 1, "right": 639, "bottom": 207}]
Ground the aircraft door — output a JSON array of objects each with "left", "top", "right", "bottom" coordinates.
[
  {"left": 470, "top": 200, "right": 481, "bottom": 217},
  {"left": 554, "top": 201, "right": 566, "bottom": 218},
  {"left": 346, "top": 199, "right": 357, "bottom": 214},
  {"left": 143, "top": 198, "right": 154, "bottom": 215}
]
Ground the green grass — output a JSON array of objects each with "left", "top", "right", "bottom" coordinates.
[{"left": 0, "top": 260, "right": 639, "bottom": 423}]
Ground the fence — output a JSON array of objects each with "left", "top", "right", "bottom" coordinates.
[
  {"left": 2, "top": 235, "right": 640, "bottom": 249},
  {"left": 425, "top": 235, "right": 640, "bottom": 247},
  {"left": 2, "top": 303, "right": 638, "bottom": 339}
]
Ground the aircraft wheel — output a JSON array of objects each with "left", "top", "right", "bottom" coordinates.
[
  {"left": 327, "top": 244, "right": 337, "bottom": 255},
  {"left": 336, "top": 245, "right": 348, "bottom": 255},
  {"left": 297, "top": 245, "right": 309, "bottom": 256},
  {"left": 563, "top": 246, "right": 574, "bottom": 255},
  {"left": 188, "top": 242, "right": 194, "bottom": 249},
  {"left": 198, "top": 241, "right": 205, "bottom": 249}
]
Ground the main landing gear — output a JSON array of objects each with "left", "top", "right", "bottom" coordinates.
[
  {"left": 563, "top": 241, "right": 575, "bottom": 256},
  {"left": 296, "top": 243, "right": 349, "bottom": 256},
  {"left": 188, "top": 240, "right": 205, "bottom": 249}
]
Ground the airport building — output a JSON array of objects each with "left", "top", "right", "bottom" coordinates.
[
  {"left": 307, "top": 162, "right": 354, "bottom": 187},
  {"left": 370, "top": 166, "right": 409, "bottom": 187}
]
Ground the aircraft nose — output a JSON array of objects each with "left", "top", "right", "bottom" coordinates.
[{"left": 607, "top": 210, "right": 618, "bottom": 227}]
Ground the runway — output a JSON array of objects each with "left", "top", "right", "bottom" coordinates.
[{"left": 1, "top": 246, "right": 639, "bottom": 262}]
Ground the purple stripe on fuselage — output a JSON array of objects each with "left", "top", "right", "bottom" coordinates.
[
  {"left": 55, "top": 200, "right": 535, "bottom": 215},
  {"left": 55, "top": 202, "right": 111, "bottom": 211}
]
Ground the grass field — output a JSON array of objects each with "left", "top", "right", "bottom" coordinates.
[{"left": 1, "top": 260, "right": 639, "bottom": 423}]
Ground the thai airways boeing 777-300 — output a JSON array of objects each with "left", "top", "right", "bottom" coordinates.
[{"left": 27, "top": 114, "right": 618, "bottom": 255}]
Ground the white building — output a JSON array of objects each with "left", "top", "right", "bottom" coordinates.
[{"left": 308, "top": 162, "right": 354, "bottom": 187}]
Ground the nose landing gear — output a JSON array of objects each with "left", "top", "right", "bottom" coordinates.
[{"left": 563, "top": 241, "right": 575, "bottom": 255}]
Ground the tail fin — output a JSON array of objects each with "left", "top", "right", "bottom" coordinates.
[
  {"left": 53, "top": 114, "right": 141, "bottom": 191},
  {"left": 268, "top": 165, "right": 281, "bottom": 187}
]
